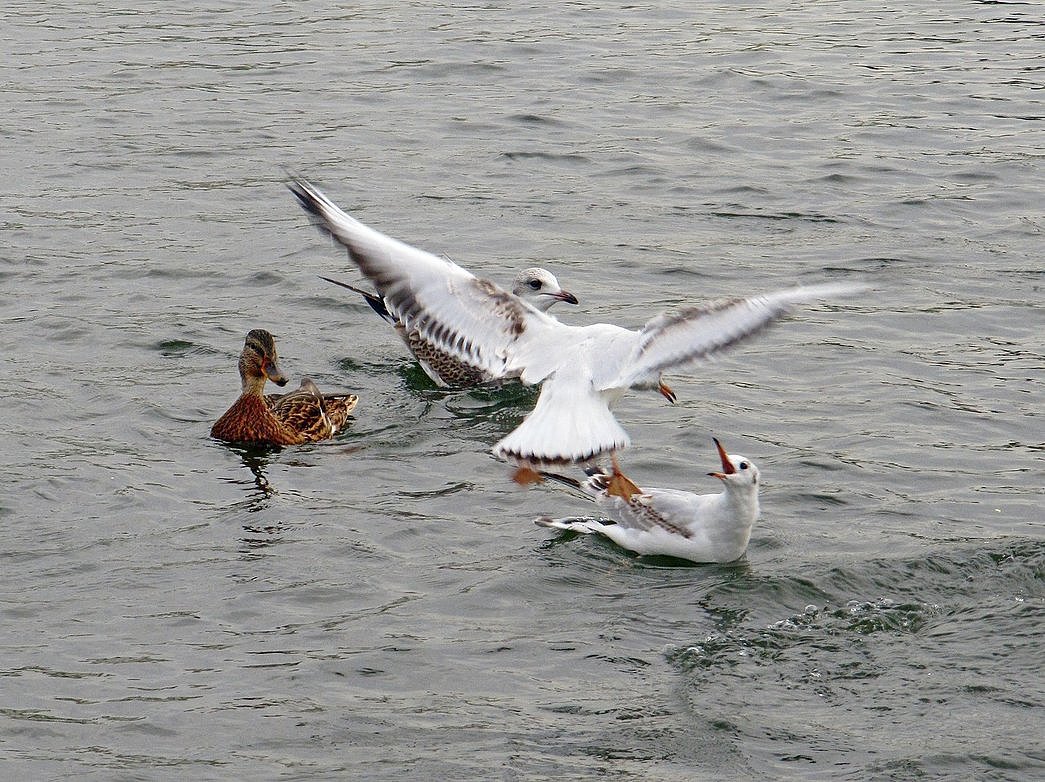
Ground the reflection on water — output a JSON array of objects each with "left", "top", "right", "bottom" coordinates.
[
  {"left": 239, "top": 522, "right": 286, "bottom": 556},
  {"left": 220, "top": 443, "right": 279, "bottom": 509},
  {"left": 215, "top": 444, "right": 287, "bottom": 552}
]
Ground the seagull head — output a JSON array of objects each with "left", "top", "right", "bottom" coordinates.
[
  {"left": 707, "top": 437, "right": 759, "bottom": 491},
  {"left": 512, "top": 267, "right": 579, "bottom": 312}
]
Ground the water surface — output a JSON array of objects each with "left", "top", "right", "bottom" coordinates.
[{"left": 2, "top": 1, "right": 1042, "bottom": 779}]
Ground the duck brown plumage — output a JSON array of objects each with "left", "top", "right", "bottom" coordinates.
[{"left": 211, "top": 329, "right": 358, "bottom": 446}]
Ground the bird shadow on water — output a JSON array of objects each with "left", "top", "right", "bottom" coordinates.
[
  {"left": 219, "top": 443, "right": 280, "bottom": 510},
  {"left": 397, "top": 360, "right": 539, "bottom": 411},
  {"left": 385, "top": 359, "right": 541, "bottom": 441},
  {"left": 214, "top": 443, "right": 292, "bottom": 555},
  {"left": 344, "top": 356, "right": 539, "bottom": 439}
]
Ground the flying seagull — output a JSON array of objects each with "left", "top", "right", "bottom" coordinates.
[
  {"left": 318, "top": 267, "right": 577, "bottom": 387},
  {"left": 288, "top": 175, "right": 865, "bottom": 466}
]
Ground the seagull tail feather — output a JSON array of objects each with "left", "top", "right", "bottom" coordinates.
[
  {"left": 492, "top": 378, "right": 630, "bottom": 467},
  {"left": 538, "top": 471, "right": 583, "bottom": 490},
  {"left": 318, "top": 275, "right": 396, "bottom": 324},
  {"left": 534, "top": 516, "right": 601, "bottom": 534}
]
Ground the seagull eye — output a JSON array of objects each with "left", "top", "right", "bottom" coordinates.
[
  {"left": 739, "top": 462, "right": 749, "bottom": 470},
  {"left": 528, "top": 279, "right": 542, "bottom": 290}
]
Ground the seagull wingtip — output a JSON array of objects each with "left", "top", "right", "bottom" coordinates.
[{"left": 799, "top": 280, "right": 874, "bottom": 299}]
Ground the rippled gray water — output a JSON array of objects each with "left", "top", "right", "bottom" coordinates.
[{"left": 2, "top": 1, "right": 1042, "bottom": 779}]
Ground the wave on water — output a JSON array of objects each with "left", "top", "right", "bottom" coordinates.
[{"left": 664, "top": 539, "right": 1043, "bottom": 780}]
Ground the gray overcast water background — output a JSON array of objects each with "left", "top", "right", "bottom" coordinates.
[{"left": 2, "top": 2, "right": 1042, "bottom": 780}]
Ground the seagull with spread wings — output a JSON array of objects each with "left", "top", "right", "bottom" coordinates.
[
  {"left": 288, "top": 175, "right": 864, "bottom": 467},
  {"left": 318, "top": 267, "right": 577, "bottom": 388}
]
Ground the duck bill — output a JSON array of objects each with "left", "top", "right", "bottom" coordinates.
[
  {"left": 707, "top": 437, "right": 735, "bottom": 480},
  {"left": 262, "top": 356, "right": 289, "bottom": 387}
]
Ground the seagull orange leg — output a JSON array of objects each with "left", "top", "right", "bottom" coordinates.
[
  {"left": 511, "top": 466, "right": 544, "bottom": 486},
  {"left": 658, "top": 380, "right": 677, "bottom": 404},
  {"left": 606, "top": 451, "right": 642, "bottom": 499}
]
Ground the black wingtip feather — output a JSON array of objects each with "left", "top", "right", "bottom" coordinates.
[
  {"left": 286, "top": 178, "right": 321, "bottom": 217},
  {"left": 318, "top": 275, "right": 395, "bottom": 323},
  {"left": 539, "top": 471, "right": 583, "bottom": 490},
  {"left": 287, "top": 177, "right": 343, "bottom": 251}
]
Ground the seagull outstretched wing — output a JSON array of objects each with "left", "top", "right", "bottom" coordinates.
[{"left": 289, "top": 176, "right": 866, "bottom": 466}]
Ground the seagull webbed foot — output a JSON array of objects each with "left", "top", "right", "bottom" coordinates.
[
  {"left": 658, "top": 380, "right": 677, "bottom": 404},
  {"left": 512, "top": 466, "right": 544, "bottom": 486}
]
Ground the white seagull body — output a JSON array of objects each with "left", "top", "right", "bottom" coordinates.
[
  {"left": 288, "top": 176, "right": 864, "bottom": 466},
  {"left": 318, "top": 267, "right": 577, "bottom": 388},
  {"left": 536, "top": 439, "right": 760, "bottom": 564}
]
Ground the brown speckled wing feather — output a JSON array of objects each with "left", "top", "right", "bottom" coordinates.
[
  {"left": 269, "top": 380, "right": 358, "bottom": 442},
  {"left": 289, "top": 176, "right": 557, "bottom": 385},
  {"left": 317, "top": 393, "right": 359, "bottom": 433}
]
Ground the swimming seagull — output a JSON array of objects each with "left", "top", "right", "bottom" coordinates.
[
  {"left": 318, "top": 267, "right": 578, "bottom": 388},
  {"left": 287, "top": 175, "right": 865, "bottom": 467},
  {"left": 535, "top": 439, "right": 760, "bottom": 564}
]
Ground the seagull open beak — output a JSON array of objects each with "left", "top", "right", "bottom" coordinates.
[
  {"left": 707, "top": 437, "right": 735, "bottom": 480},
  {"left": 550, "top": 289, "right": 579, "bottom": 305}
]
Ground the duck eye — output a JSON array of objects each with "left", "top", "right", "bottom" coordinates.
[
  {"left": 528, "top": 279, "right": 542, "bottom": 290},
  {"left": 739, "top": 462, "right": 749, "bottom": 470}
]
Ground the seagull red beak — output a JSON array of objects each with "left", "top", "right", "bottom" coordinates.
[
  {"left": 552, "top": 289, "right": 579, "bottom": 305},
  {"left": 707, "top": 437, "right": 735, "bottom": 480}
]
